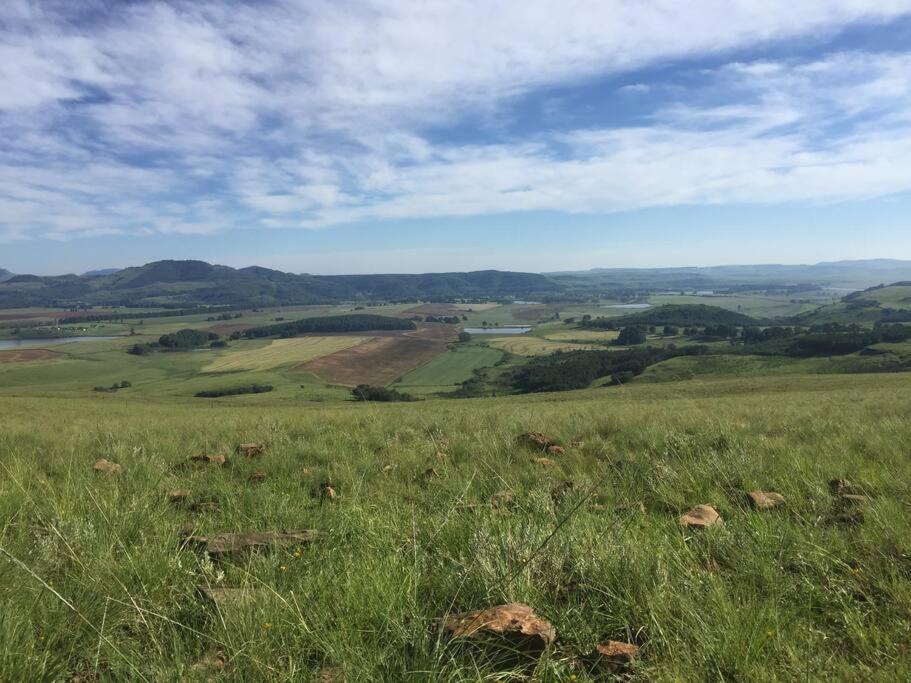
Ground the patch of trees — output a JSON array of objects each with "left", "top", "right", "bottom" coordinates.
[
  {"left": 238, "top": 314, "right": 416, "bottom": 339},
  {"left": 424, "top": 315, "right": 462, "bottom": 324},
  {"left": 158, "top": 329, "right": 219, "bottom": 349},
  {"left": 585, "top": 304, "right": 757, "bottom": 329},
  {"left": 616, "top": 326, "right": 647, "bottom": 345},
  {"left": 61, "top": 306, "right": 236, "bottom": 325},
  {"left": 195, "top": 384, "right": 273, "bottom": 398},
  {"left": 511, "top": 345, "right": 711, "bottom": 393},
  {"left": 93, "top": 380, "right": 131, "bottom": 393},
  {"left": 351, "top": 384, "right": 416, "bottom": 402}
]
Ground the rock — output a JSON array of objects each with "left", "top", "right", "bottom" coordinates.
[
  {"left": 167, "top": 490, "right": 190, "bottom": 506},
  {"left": 190, "top": 500, "right": 221, "bottom": 514},
  {"left": 587, "top": 640, "right": 640, "bottom": 670},
  {"left": 92, "top": 458, "right": 121, "bottom": 476},
  {"left": 437, "top": 603, "right": 555, "bottom": 655},
  {"left": 546, "top": 445, "right": 565, "bottom": 456},
  {"left": 314, "top": 667, "right": 344, "bottom": 683},
  {"left": 248, "top": 469, "right": 267, "bottom": 484},
  {"left": 533, "top": 457, "right": 557, "bottom": 468},
  {"left": 191, "top": 453, "right": 226, "bottom": 467},
  {"left": 236, "top": 442, "right": 266, "bottom": 458},
  {"left": 747, "top": 490, "right": 785, "bottom": 510},
  {"left": 519, "top": 431, "right": 561, "bottom": 450},
  {"left": 679, "top": 504, "right": 722, "bottom": 529},
  {"left": 192, "top": 649, "right": 229, "bottom": 675},
  {"left": 318, "top": 482, "right": 337, "bottom": 501},
  {"left": 490, "top": 491, "right": 515, "bottom": 509},
  {"left": 189, "top": 529, "right": 322, "bottom": 559}
]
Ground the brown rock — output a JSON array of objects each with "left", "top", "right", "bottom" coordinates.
[
  {"left": 490, "top": 490, "right": 515, "bottom": 509},
  {"left": 248, "top": 469, "right": 267, "bottom": 484},
  {"left": 588, "top": 640, "right": 640, "bottom": 670},
  {"left": 747, "top": 490, "right": 785, "bottom": 510},
  {"left": 191, "top": 453, "right": 227, "bottom": 467},
  {"left": 546, "top": 445, "right": 566, "bottom": 456},
  {"left": 236, "top": 442, "right": 266, "bottom": 458},
  {"left": 437, "top": 603, "right": 555, "bottom": 654},
  {"left": 679, "top": 504, "right": 722, "bottom": 529},
  {"left": 518, "top": 431, "right": 560, "bottom": 450},
  {"left": 189, "top": 529, "right": 322, "bottom": 559},
  {"left": 314, "top": 667, "right": 344, "bottom": 683},
  {"left": 167, "top": 490, "right": 190, "bottom": 506},
  {"left": 533, "top": 457, "right": 557, "bottom": 467},
  {"left": 92, "top": 458, "right": 121, "bottom": 476}
]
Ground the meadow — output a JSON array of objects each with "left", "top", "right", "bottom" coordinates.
[
  {"left": 202, "top": 337, "right": 369, "bottom": 373},
  {"left": 1, "top": 373, "right": 910, "bottom": 680}
]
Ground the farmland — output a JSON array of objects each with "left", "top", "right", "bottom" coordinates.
[
  {"left": 203, "top": 337, "right": 369, "bottom": 373},
  {"left": 488, "top": 336, "right": 601, "bottom": 356}
]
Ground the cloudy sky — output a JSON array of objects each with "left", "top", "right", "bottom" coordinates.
[{"left": 2, "top": 1, "right": 911, "bottom": 274}]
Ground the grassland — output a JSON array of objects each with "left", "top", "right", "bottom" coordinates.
[
  {"left": 541, "top": 329, "right": 620, "bottom": 343},
  {"left": 203, "top": 337, "right": 369, "bottom": 373},
  {"left": 1, "top": 372, "right": 910, "bottom": 680},
  {"left": 488, "top": 336, "right": 601, "bottom": 356}
]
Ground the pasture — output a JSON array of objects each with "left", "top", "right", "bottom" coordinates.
[
  {"left": 488, "top": 336, "right": 601, "bottom": 356},
  {"left": 203, "top": 337, "right": 369, "bottom": 373},
  {"left": 1, "top": 372, "right": 910, "bottom": 680}
]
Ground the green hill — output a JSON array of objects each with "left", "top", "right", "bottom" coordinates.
[
  {"left": 794, "top": 282, "right": 911, "bottom": 325},
  {"left": 605, "top": 304, "right": 759, "bottom": 327}
]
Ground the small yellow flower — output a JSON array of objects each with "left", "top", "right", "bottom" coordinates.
[
  {"left": 767, "top": 630, "right": 774, "bottom": 637},
  {"left": 262, "top": 622, "right": 272, "bottom": 630},
  {"left": 280, "top": 565, "right": 287, "bottom": 572},
  {"left": 293, "top": 550, "right": 302, "bottom": 558}
]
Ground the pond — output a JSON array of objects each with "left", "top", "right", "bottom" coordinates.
[
  {"left": 601, "top": 303, "right": 653, "bottom": 309},
  {"left": 0, "top": 336, "right": 123, "bottom": 350},
  {"left": 462, "top": 326, "right": 532, "bottom": 335}
]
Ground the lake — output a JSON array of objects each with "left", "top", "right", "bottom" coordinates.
[
  {"left": 0, "top": 336, "right": 123, "bottom": 350},
  {"left": 463, "top": 326, "right": 532, "bottom": 335},
  {"left": 601, "top": 303, "right": 652, "bottom": 309}
]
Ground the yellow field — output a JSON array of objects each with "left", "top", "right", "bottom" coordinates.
[
  {"left": 488, "top": 336, "right": 601, "bottom": 356},
  {"left": 542, "top": 329, "right": 620, "bottom": 342},
  {"left": 203, "top": 336, "right": 369, "bottom": 372}
]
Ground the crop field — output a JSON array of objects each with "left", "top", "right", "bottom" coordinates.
[
  {"left": 395, "top": 344, "right": 504, "bottom": 392},
  {"left": 1, "top": 372, "right": 910, "bottom": 680},
  {"left": 541, "top": 329, "right": 620, "bottom": 343},
  {"left": 203, "top": 337, "right": 369, "bottom": 373},
  {"left": 488, "top": 336, "right": 601, "bottom": 356}
]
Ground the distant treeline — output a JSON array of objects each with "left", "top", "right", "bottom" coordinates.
[
  {"left": 236, "top": 314, "right": 416, "bottom": 339},
  {"left": 195, "top": 384, "right": 273, "bottom": 398},
  {"left": 583, "top": 304, "right": 758, "bottom": 329},
  {"left": 351, "top": 384, "right": 416, "bottom": 402},
  {"left": 56, "top": 306, "right": 237, "bottom": 325}
]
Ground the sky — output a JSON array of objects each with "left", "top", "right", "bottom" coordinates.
[{"left": 2, "top": 1, "right": 911, "bottom": 275}]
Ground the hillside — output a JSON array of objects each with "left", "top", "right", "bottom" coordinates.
[
  {"left": 0, "top": 268, "right": 12, "bottom": 282},
  {"left": 550, "top": 259, "right": 911, "bottom": 292},
  {"left": 589, "top": 304, "right": 759, "bottom": 328},
  {"left": 794, "top": 282, "right": 911, "bottom": 325},
  {"left": 0, "top": 260, "right": 563, "bottom": 308}
]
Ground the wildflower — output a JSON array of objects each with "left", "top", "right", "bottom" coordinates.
[
  {"left": 293, "top": 550, "right": 302, "bottom": 558},
  {"left": 262, "top": 622, "right": 272, "bottom": 630},
  {"left": 767, "top": 630, "right": 774, "bottom": 637},
  {"left": 280, "top": 565, "right": 287, "bottom": 572}
]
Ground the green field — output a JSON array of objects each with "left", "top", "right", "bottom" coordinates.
[
  {"left": 489, "top": 336, "right": 601, "bottom": 356},
  {"left": 647, "top": 293, "right": 827, "bottom": 319},
  {"left": 1, "top": 373, "right": 910, "bottom": 679},
  {"left": 395, "top": 344, "right": 505, "bottom": 393}
]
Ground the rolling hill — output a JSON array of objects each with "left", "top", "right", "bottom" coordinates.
[
  {"left": 794, "top": 282, "right": 911, "bottom": 325},
  {"left": 0, "top": 268, "right": 13, "bottom": 282},
  {"left": 0, "top": 260, "right": 564, "bottom": 308}
]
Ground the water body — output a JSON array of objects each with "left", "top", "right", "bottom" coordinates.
[
  {"left": 0, "top": 336, "right": 122, "bottom": 350},
  {"left": 462, "top": 326, "right": 532, "bottom": 335},
  {"left": 601, "top": 303, "right": 653, "bottom": 310}
]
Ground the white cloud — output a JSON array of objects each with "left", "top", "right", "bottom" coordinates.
[{"left": 1, "top": 1, "right": 911, "bottom": 241}]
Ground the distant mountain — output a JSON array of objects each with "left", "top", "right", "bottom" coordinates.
[
  {"left": 82, "top": 268, "right": 121, "bottom": 277},
  {"left": 549, "top": 259, "right": 911, "bottom": 291},
  {"left": 0, "top": 268, "right": 12, "bottom": 282},
  {"left": 0, "top": 260, "right": 563, "bottom": 308}
]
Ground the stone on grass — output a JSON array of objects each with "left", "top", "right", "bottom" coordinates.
[
  {"left": 192, "top": 649, "right": 229, "bottom": 675},
  {"left": 490, "top": 491, "right": 515, "bottom": 509},
  {"left": 189, "top": 529, "right": 322, "bottom": 559},
  {"left": 167, "top": 490, "right": 190, "bottom": 506},
  {"left": 314, "top": 667, "right": 345, "bottom": 683},
  {"left": 236, "top": 442, "right": 266, "bottom": 458},
  {"left": 546, "top": 445, "right": 565, "bottom": 456},
  {"left": 518, "top": 431, "right": 561, "bottom": 450},
  {"left": 679, "top": 504, "right": 722, "bottom": 529},
  {"left": 190, "top": 453, "right": 226, "bottom": 467},
  {"left": 92, "top": 459, "right": 121, "bottom": 476},
  {"left": 248, "top": 469, "right": 267, "bottom": 484},
  {"left": 437, "top": 603, "right": 555, "bottom": 656},
  {"left": 587, "top": 640, "right": 640, "bottom": 670},
  {"left": 747, "top": 490, "right": 785, "bottom": 510},
  {"left": 533, "top": 457, "right": 557, "bottom": 468}
]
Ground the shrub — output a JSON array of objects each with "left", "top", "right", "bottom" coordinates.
[
  {"left": 351, "top": 384, "right": 416, "bottom": 402},
  {"left": 195, "top": 384, "right": 273, "bottom": 398}
]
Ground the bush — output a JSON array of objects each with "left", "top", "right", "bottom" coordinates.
[
  {"left": 195, "top": 384, "right": 274, "bottom": 398},
  {"left": 617, "top": 326, "right": 647, "bottom": 345},
  {"left": 351, "top": 384, "right": 416, "bottom": 402},
  {"left": 242, "top": 314, "right": 416, "bottom": 339},
  {"left": 158, "top": 329, "right": 219, "bottom": 350}
]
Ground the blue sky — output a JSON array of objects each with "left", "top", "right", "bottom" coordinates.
[{"left": 2, "top": 1, "right": 911, "bottom": 275}]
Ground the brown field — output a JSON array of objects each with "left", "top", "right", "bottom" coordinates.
[
  {"left": 0, "top": 349, "right": 63, "bottom": 363},
  {"left": 294, "top": 324, "right": 456, "bottom": 386}
]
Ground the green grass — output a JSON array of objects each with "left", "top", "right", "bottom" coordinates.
[
  {"left": 202, "top": 337, "right": 369, "bottom": 373},
  {"left": 1, "top": 373, "right": 910, "bottom": 679},
  {"left": 648, "top": 293, "right": 828, "bottom": 319},
  {"left": 395, "top": 344, "right": 505, "bottom": 393}
]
